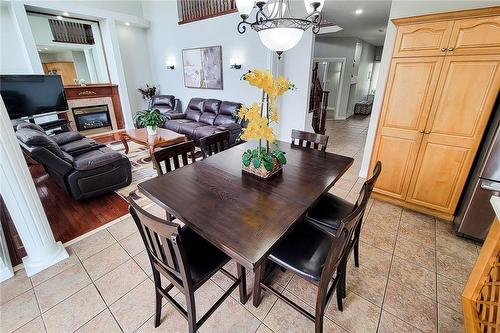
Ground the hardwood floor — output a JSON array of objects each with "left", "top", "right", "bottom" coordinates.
[{"left": 30, "top": 164, "right": 129, "bottom": 243}]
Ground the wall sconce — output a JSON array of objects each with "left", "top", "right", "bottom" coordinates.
[
  {"left": 230, "top": 57, "right": 242, "bottom": 69},
  {"left": 166, "top": 60, "right": 175, "bottom": 70}
]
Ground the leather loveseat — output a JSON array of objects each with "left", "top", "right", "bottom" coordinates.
[
  {"left": 163, "top": 98, "right": 242, "bottom": 145},
  {"left": 16, "top": 123, "right": 131, "bottom": 200},
  {"left": 136, "top": 95, "right": 182, "bottom": 128}
]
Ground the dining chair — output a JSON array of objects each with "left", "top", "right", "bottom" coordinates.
[
  {"left": 305, "top": 161, "right": 382, "bottom": 300},
  {"left": 253, "top": 200, "right": 367, "bottom": 333},
  {"left": 152, "top": 140, "right": 196, "bottom": 176},
  {"left": 291, "top": 129, "right": 329, "bottom": 152},
  {"left": 128, "top": 197, "right": 247, "bottom": 333},
  {"left": 198, "top": 130, "right": 230, "bottom": 159}
]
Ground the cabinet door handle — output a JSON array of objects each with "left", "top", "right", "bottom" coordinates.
[
  {"left": 424, "top": 130, "right": 431, "bottom": 134},
  {"left": 447, "top": 47, "right": 454, "bottom": 51},
  {"left": 419, "top": 130, "right": 424, "bottom": 133},
  {"left": 441, "top": 48, "right": 447, "bottom": 52}
]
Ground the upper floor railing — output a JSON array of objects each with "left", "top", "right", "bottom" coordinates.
[{"left": 177, "top": 0, "right": 237, "bottom": 25}]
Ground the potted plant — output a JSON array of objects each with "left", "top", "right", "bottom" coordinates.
[
  {"left": 237, "top": 69, "right": 295, "bottom": 178},
  {"left": 134, "top": 109, "right": 165, "bottom": 135},
  {"left": 138, "top": 84, "right": 158, "bottom": 101}
]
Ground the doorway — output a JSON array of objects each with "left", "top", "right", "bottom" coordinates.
[{"left": 314, "top": 57, "right": 345, "bottom": 120}]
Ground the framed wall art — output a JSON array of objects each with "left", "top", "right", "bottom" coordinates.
[{"left": 182, "top": 45, "right": 223, "bottom": 89}]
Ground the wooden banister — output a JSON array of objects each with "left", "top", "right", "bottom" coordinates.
[
  {"left": 462, "top": 200, "right": 500, "bottom": 332},
  {"left": 177, "top": 0, "right": 237, "bottom": 25}
]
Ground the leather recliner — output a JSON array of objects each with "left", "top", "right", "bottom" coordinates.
[
  {"left": 163, "top": 98, "right": 243, "bottom": 145},
  {"left": 16, "top": 123, "right": 132, "bottom": 200}
]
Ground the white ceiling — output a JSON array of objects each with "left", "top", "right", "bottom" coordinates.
[{"left": 320, "top": 1, "right": 392, "bottom": 46}]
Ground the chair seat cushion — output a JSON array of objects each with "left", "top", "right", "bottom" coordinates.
[
  {"left": 193, "top": 125, "right": 221, "bottom": 139},
  {"left": 306, "top": 193, "right": 354, "bottom": 230},
  {"left": 180, "top": 227, "right": 230, "bottom": 285},
  {"left": 164, "top": 119, "right": 192, "bottom": 132},
  {"left": 177, "top": 122, "right": 207, "bottom": 136},
  {"left": 269, "top": 221, "right": 332, "bottom": 281},
  {"left": 59, "top": 138, "right": 102, "bottom": 154},
  {"left": 73, "top": 147, "right": 123, "bottom": 171}
]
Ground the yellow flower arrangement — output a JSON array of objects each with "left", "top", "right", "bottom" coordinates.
[{"left": 237, "top": 69, "right": 295, "bottom": 172}]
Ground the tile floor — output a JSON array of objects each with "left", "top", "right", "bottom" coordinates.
[{"left": 0, "top": 116, "right": 479, "bottom": 332}]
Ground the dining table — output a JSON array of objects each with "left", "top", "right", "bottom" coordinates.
[{"left": 138, "top": 140, "right": 354, "bottom": 303}]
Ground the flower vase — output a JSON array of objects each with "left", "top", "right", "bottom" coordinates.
[
  {"left": 242, "top": 155, "right": 282, "bottom": 179},
  {"left": 146, "top": 126, "right": 157, "bottom": 135}
]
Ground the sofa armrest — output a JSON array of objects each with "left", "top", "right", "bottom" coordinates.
[
  {"left": 217, "top": 123, "right": 241, "bottom": 132},
  {"left": 166, "top": 113, "right": 186, "bottom": 120}
]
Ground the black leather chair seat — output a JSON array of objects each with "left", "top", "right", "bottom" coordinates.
[
  {"left": 73, "top": 147, "right": 123, "bottom": 171},
  {"left": 306, "top": 193, "right": 354, "bottom": 230},
  {"left": 180, "top": 227, "right": 230, "bottom": 286},
  {"left": 164, "top": 119, "right": 192, "bottom": 132},
  {"left": 269, "top": 221, "right": 332, "bottom": 281},
  {"left": 59, "top": 138, "right": 104, "bottom": 155},
  {"left": 177, "top": 122, "right": 207, "bottom": 136},
  {"left": 193, "top": 125, "right": 221, "bottom": 139}
]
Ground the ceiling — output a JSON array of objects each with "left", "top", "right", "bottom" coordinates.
[{"left": 320, "top": 1, "right": 392, "bottom": 46}]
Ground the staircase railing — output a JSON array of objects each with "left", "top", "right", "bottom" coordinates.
[{"left": 177, "top": 0, "right": 237, "bottom": 25}]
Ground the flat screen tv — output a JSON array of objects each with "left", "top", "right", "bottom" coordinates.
[{"left": 0, "top": 75, "right": 68, "bottom": 120}]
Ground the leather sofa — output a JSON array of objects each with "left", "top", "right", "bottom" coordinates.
[
  {"left": 136, "top": 95, "right": 182, "bottom": 128},
  {"left": 163, "top": 98, "right": 242, "bottom": 145},
  {"left": 16, "top": 123, "right": 132, "bottom": 200}
]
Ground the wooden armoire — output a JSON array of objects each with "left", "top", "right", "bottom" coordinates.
[{"left": 369, "top": 7, "right": 500, "bottom": 221}]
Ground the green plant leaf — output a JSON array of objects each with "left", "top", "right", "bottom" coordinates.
[
  {"left": 242, "top": 156, "right": 251, "bottom": 167},
  {"left": 253, "top": 157, "right": 261, "bottom": 169}
]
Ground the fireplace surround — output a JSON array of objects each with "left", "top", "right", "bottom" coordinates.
[{"left": 72, "top": 105, "right": 112, "bottom": 131}]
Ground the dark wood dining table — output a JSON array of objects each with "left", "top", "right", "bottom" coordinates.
[{"left": 138, "top": 140, "right": 353, "bottom": 273}]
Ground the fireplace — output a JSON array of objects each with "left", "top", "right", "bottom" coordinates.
[{"left": 72, "top": 105, "right": 112, "bottom": 132}]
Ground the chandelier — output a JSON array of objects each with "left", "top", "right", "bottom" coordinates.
[{"left": 236, "top": 0, "right": 324, "bottom": 58}]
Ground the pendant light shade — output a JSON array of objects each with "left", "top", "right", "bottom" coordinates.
[
  {"left": 236, "top": 0, "right": 254, "bottom": 17},
  {"left": 304, "top": 0, "right": 324, "bottom": 14},
  {"left": 258, "top": 27, "right": 303, "bottom": 53}
]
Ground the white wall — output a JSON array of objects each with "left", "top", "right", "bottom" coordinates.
[
  {"left": 0, "top": 5, "right": 32, "bottom": 74},
  {"left": 116, "top": 23, "right": 153, "bottom": 114},
  {"left": 359, "top": 0, "right": 500, "bottom": 178},
  {"left": 142, "top": 1, "right": 268, "bottom": 111},
  {"left": 347, "top": 40, "right": 375, "bottom": 118}
]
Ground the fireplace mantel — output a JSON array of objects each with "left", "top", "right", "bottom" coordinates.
[{"left": 63, "top": 84, "right": 125, "bottom": 130}]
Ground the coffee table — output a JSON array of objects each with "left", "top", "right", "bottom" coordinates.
[{"left": 119, "top": 128, "right": 187, "bottom": 161}]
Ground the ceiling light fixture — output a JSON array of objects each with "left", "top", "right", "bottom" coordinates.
[
  {"left": 56, "top": 15, "right": 63, "bottom": 20},
  {"left": 355, "top": 9, "right": 363, "bottom": 15},
  {"left": 62, "top": 11, "right": 69, "bottom": 16},
  {"left": 125, "top": 22, "right": 130, "bottom": 26},
  {"left": 236, "top": 0, "right": 324, "bottom": 59}
]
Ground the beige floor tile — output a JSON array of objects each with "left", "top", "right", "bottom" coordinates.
[
  {"left": 256, "top": 323, "right": 274, "bottom": 333},
  {"left": 174, "top": 279, "right": 226, "bottom": 319},
  {"left": 285, "top": 275, "right": 318, "bottom": 307},
  {"left": 394, "top": 237, "right": 435, "bottom": 271},
  {"left": 378, "top": 311, "right": 423, "bottom": 333},
  {"left": 369, "top": 200, "right": 402, "bottom": 222},
  {"left": 436, "top": 252, "right": 474, "bottom": 285},
  {"left": 200, "top": 296, "right": 261, "bottom": 333},
  {"left": 42, "top": 284, "right": 106, "bottom": 333},
  {"left": 0, "top": 290, "right": 40, "bottom": 333},
  {"left": 383, "top": 280, "right": 437, "bottom": 333},
  {"left": 135, "top": 304, "right": 187, "bottom": 333},
  {"left": 436, "top": 234, "right": 477, "bottom": 263},
  {"left": 325, "top": 291, "right": 381, "bottom": 333},
  {"left": 398, "top": 210, "right": 436, "bottom": 248},
  {"left": 145, "top": 203, "right": 167, "bottom": 219},
  {"left": 264, "top": 290, "right": 346, "bottom": 333},
  {"left": 75, "top": 309, "right": 121, "bottom": 333},
  {"left": 95, "top": 259, "right": 148, "bottom": 305},
  {"left": 34, "top": 263, "right": 91, "bottom": 313},
  {"left": 389, "top": 256, "right": 436, "bottom": 300},
  {"left": 30, "top": 252, "right": 79, "bottom": 286},
  {"left": 120, "top": 231, "right": 146, "bottom": 257},
  {"left": 436, "top": 274, "right": 463, "bottom": 313},
  {"left": 0, "top": 269, "right": 32, "bottom": 305},
  {"left": 328, "top": 187, "right": 350, "bottom": 199},
  {"left": 438, "top": 304, "right": 463, "bottom": 333},
  {"left": 356, "top": 242, "right": 392, "bottom": 276},
  {"left": 13, "top": 316, "right": 46, "bottom": 333},
  {"left": 346, "top": 264, "right": 387, "bottom": 306},
  {"left": 71, "top": 229, "right": 116, "bottom": 260},
  {"left": 134, "top": 250, "right": 153, "bottom": 276},
  {"left": 360, "top": 222, "right": 397, "bottom": 254},
  {"left": 107, "top": 216, "right": 138, "bottom": 241},
  {"left": 110, "top": 279, "right": 156, "bottom": 333},
  {"left": 82, "top": 242, "right": 130, "bottom": 280}
]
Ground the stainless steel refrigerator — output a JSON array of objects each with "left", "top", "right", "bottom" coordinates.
[{"left": 455, "top": 96, "right": 500, "bottom": 241}]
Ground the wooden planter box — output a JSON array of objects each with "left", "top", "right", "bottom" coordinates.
[{"left": 242, "top": 156, "right": 282, "bottom": 179}]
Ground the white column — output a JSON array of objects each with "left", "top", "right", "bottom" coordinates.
[
  {"left": 0, "top": 98, "right": 68, "bottom": 277},
  {"left": 0, "top": 223, "right": 14, "bottom": 282}
]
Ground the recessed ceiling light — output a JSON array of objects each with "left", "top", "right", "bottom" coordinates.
[
  {"left": 355, "top": 9, "right": 363, "bottom": 15},
  {"left": 44, "top": 47, "right": 49, "bottom": 50},
  {"left": 56, "top": 15, "right": 63, "bottom": 20},
  {"left": 62, "top": 12, "right": 69, "bottom": 16},
  {"left": 125, "top": 22, "right": 130, "bottom": 26}
]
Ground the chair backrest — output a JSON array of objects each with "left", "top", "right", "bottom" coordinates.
[
  {"left": 149, "top": 95, "right": 175, "bottom": 111},
  {"left": 128, "top": 197, "right": 190, "bottom": 284},
  {"left": 318, "top": 221, "right": 349, "bottom": 288},
  {"left": 153, "top": 140, "right": 196, "bottom": 176},
  {"left": 291, "top": 129, "right": 329, "bottom": 152},
  {"left": 198, "top": 131, "right": 230, "bottom": 159},
  {"left": 354, "top": 161, "right": 382, "bottom": 208}
]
